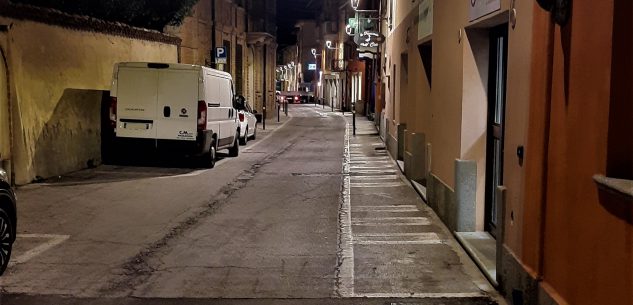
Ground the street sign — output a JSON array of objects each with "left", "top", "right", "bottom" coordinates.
[
  {"left": 308, "top": 64, "right": 317, "bottom": 71},
  {"left": 215, "top": 47, "right": 227, "bottom": 64}
]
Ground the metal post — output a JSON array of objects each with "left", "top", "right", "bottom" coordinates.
[
  {"left": 277, "top": 102, "right": 280, "bottom": 122},
  {"left": 353, "top": 101, "right": 356, "bottom": 136},
  {"left": 263, "top": 106, "right": 266, "bottom": 130}
]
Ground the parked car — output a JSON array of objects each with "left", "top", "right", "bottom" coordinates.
[
  {"left": 109, "top": 62, "right": 243, "bottom": 168},
  {"left": 237, "top": 100, "right": 257, "bottom": 145},
  {"left": 0, "top": 167, "right": 16, "bottom": 276}
]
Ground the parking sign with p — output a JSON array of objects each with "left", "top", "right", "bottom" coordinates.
[{"left": 215, "top": 47, "right": 227, "bottom": 64}]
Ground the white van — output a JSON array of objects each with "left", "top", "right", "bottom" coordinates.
[{"left": 109, "top": 62, "right": 246, "bottom": 167}]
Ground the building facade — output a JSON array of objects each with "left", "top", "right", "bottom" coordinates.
[
  {"left": 319, "top": 0, "right": 632, "bottom": 304},
  {"left": 168, "top": 0, "right": 278, "bottom": 117}
]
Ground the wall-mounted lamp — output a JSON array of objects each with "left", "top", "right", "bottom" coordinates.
[
  {"left": 351, "top": 0, "right": 360, "bottom": 10},
  {"left": 326, "top": 41, "right": 339, "bottom": 50}
]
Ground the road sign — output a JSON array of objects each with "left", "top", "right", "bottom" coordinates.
[
  {"left": 308, "top": 64, "right": 317, "bottom": 71},
  {"left": 215, "top": 47, "right": 227, "bottom": 64}
]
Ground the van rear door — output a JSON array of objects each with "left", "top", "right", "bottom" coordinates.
[
  {"left": 156, "top": 69, "right": 199, "bottom": 141},
  {"left": 116, "top": 67, "right": 159, "bottom": 139}
]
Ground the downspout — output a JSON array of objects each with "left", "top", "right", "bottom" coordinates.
[{"left": 211, "top": 0, "right": 217, "bottom": 68}]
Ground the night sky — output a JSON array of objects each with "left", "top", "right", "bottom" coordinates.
[{"left": 276, "top": 0, "right": 323, "bottom": 48}]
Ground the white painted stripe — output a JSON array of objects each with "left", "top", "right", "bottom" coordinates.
[
  {"left": 355, "top": 217, "right": 429, "bottom": 221},
  {"left": 354, "top": 232, "right": 436, "bottom": 237},
  {"left": 353, "top": 209, "right": 419, "bottom": 213},
  {"left": 351, "top": 182, "right": 406, "bottom": 188},
  {"left": 337, "top": 122, "right": 354, "bottom": 297},
  {"left": 354, "top": 232, "right": 442, "bottom": 243},
  {"left": 354, "top": 205, "right": 417, "bottom": 209},
  {"left": 350, "top": 175, "right": 399, "bottom": 180},
  {"left": 353, "top": 240, "right": 444, "bottom": 245},
  {"left": 350, "top": 166, "right": 394, "bottom": 170},
  {"left": 349, "top": 160, "right": 393, "bottom": 164},
  {"left": 353, "top": 292, "right": 485, "bottom": 298},
  {"left": 351, "top": 170, "right": 397, "bottom": 174},
  {"left": 352, "top": 223, "right": 431, "bottom": 226},
  {"left": 9, "top": 234, "right": 70, "bottom": 266}
]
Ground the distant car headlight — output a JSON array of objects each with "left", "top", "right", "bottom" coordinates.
[{"left": 0, "top": 168, "right": 7, "bottom": 182}]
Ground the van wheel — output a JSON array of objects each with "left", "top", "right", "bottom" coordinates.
[
  {"left": 228, "top": 134, "right": 239, "bottom": 157},
  {"left": 0, "top": 208, "right": 14, "bottom": 276},
  {"left": 239, "top": 128, "right": 248, "bottom": 146},
  {"left": 201, "top": 140, "right": 216, "bottom": 168}
]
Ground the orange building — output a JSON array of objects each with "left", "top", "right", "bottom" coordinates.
[{"left": 375, "top": 0, "right": 631, "bottom": 304}]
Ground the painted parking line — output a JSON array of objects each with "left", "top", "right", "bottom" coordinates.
[
  {"left": 350, "top": 183, "right": 406, "bottom": 188},
  {"left": 350, "top": 175, "right": 399, "bottom": 180},
  {"left": 354, "top": 292, "right": 485, "bottom": 298},
  {"left": 9, "top": 234, "right": 71, "bottom": 266}
]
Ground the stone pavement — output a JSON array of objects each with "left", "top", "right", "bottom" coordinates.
[{"left": 338, "top": 112, "right": 499, "bottom": 300}]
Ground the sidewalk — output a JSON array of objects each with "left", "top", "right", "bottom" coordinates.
[{"left": 340, "top": 113, "right": 498, "bottom": 300}]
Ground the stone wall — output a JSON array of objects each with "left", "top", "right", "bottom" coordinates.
[{"left": 0, "top": 6, "right": 178, "bottom": 184}]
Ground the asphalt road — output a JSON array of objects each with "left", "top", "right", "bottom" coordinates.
[{"left": 0, "top": 105, "right": 500, "bottom": 305}]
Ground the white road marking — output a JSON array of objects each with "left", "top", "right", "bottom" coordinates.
[
  {"left": 350, "top": 175, "right": 399, "bottom": 180},
  {"left": 350, "top": 166, "right": 395, "bottom": 170},
  {"left": 337, "top": 122, "right": 355, "bottom": 297},
  {"left": 9, "top": 234, "right": 70, "bottom": 266},
  {"left": 351, "top": 170, "right": 398, "bottom": 174},
  {"left": 354, "top": 232, "right": 436, "bottom": 237},
  {"left": 354, "top": 292, "right": 485, "bottom": 298},
  {"left": 354, "top": 205, "right": 418, "bottom": 209},
  {"left": 354, "top": 240, "right": 444, "bottom": 245},
  {"left": 350, "top": 183, "right": 406, "bottom": 188},
  {"left": 352, "top": 217, "right": 431, "bottom": 226}
]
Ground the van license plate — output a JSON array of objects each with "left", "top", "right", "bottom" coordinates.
[{"left": 124, "top": 123, "right": 150, "bottom": 130}]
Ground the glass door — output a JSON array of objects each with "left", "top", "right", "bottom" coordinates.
[{"left": 485, "top": 24, "right": 508, "bottom": 238}]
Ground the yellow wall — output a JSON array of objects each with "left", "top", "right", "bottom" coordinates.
[
  {"left": 166, "top": 0, "right": 212, "bottom": 66},
  {"left": 0, "top": 36, "right": 9, "bottom": 163},
  {"left": 1, "top": 18, "right": 177, "bottom": 184}
]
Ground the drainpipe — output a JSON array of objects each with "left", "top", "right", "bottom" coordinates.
[{"left": 211, "top": 0, "right": 217, "bottom": 68}]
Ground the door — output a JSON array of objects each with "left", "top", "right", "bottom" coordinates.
[
  {"left": 116, "top": 67, "right": 159, "bottom": 139},
  {"left": 155, "top": 69, "right": 199, "bottom": 141},
  {"left": 485, "top": 25, "right": 508, "bottom": 238}
]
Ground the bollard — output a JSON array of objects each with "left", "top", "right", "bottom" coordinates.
[
  {"left": 263, "top": 106, "right": 266, "bottom": 130},
  {"left": 352, "top": 101, "right": 356, "bottom": 136}
]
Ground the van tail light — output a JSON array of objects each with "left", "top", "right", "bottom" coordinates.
[
  {"left": 109, "top": 97, "right": 117, "bottom": 128},
  {"left": 197, "top": 101, "right": 207, "bottom": 131},
  {"left": 239, "top": 113, "right": 245, "bottom": 122}
]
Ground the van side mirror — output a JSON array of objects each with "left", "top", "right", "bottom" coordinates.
[{"left": 234, "top": 95, "right": 246, "bottom": 110}]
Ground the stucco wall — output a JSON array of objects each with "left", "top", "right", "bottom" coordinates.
[
  {"left": 0, "top": 38, "right": 9, "bottom": 163},
  {"left": 503, "top": 0, "right": 534, "bottom": 257},
  {"left": 429, "top": 0, "right": 466, "bottom": 188},
  {"left": 1, "top": 18, "right": 177, "bottom": 184},
  {"left": 166, "top": 0, "right": 212, "bottom": 66}
]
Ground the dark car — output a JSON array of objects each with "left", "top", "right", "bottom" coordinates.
[{"left": 0, "top": 167, "right": 16, "bottom": 275}]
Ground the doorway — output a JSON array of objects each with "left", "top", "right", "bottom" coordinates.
[{"left": 484, "top": 25, "right": 508, "bottom": 238}]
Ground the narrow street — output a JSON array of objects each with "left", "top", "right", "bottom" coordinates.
[{"left": 0, "top": 105, "right": 497, "bottom": 304}]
